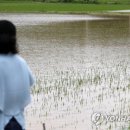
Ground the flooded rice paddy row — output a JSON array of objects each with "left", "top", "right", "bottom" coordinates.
[{"left": 0, "top": 14, "right": 130, "bottom": 130}]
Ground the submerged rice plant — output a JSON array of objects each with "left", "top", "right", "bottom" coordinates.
[{"left": 25, "top": 61, "right": 130, "bottom": 130}]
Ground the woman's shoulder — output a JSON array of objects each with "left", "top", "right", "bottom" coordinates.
[
  {"left": 14, "top": 55, "right": 29, "bottom": 67},
  {"left": 0, "top": 54, "right": 27, "bottom": 65},
  {"left": 15, "top": 55, "right": 26, "bottom": 63}
]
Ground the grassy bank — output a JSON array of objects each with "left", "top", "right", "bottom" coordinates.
[
  {"left": 0, "top": 0, "right": 130, "bottom": 4},
  {"left": 0, "top": 2, "right": 130, "bottom": 13}
]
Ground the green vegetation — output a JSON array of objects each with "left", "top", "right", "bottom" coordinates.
[
  {"left": 0, "top": 0, "right": 130, "bottom": 4},
  {"left": 0, "top": 2, "right": 130, "bottom": 13},
  {"left": 31, "top": 62, "right": 130, "bottom": 127}
]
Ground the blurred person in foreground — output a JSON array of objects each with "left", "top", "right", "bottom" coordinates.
[{"left": 0, "top": 20, "right": 35, "bottom": 130}]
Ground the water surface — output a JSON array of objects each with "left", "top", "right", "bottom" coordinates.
[{"left": 0, "top": 14, "right": 130, "bottom": 130}]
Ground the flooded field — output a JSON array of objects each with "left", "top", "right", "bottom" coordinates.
[{"left": 0, "top": 14, "right": 130, "bottom": 130}]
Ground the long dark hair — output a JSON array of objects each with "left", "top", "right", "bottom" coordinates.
[{"left": 0, "top": 20, "right": 18, "bottom": 54}]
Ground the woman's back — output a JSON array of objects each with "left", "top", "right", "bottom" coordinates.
[
  {"left": 0, "top": 54, "right": 34, "bottom": 115},
  {"left": 0, "top": 20, "right": 35, "bottom": 130}
]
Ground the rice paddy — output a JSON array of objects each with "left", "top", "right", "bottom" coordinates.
[
  {"left": 25, "top": 60, "right": 130, "bottom": 130},
  {"left": 1, "top": 14, "right": 128, "bottom": 130}
]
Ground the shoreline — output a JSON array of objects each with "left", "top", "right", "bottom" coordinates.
[
  {"left": 0, "top": 11, "right": 129, "bottom": 15},
  {"left": 0, "top": 11, "right": 130, "bottom": 17}
]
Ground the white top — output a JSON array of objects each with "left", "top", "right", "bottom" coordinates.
[{"left": 0, "top": 54, "right": 35, "bottom": 130}]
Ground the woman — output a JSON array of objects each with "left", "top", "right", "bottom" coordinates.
[{"left": 0, "top": 20, "right": 35, "bottom": 130}]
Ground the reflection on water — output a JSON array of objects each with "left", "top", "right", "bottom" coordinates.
[
  {"left": 1, "top": 14, "right": 130, "bottom": 130},
  {"left": 18, "top": 16, "right": 130, "bottom": 72},
  {"left": 0, "top": 14, "right": 110, "bottom": 26}
]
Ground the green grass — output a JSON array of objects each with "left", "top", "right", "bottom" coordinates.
[
  {"left": 0, "top": 0, "right": 130, "bottom": 4},
  {"left": 0, "top": 2, "right": 130, "bottom": 13},
  {"left": 98, "top": 0, "right": 130, "bottom": 4}
]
